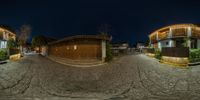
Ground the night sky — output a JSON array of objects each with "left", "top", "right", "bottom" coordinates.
[{"left": 1, "top": 0, "right": 200, "bottom": 46}]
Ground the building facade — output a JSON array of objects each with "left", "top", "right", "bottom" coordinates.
[
  {"left": 112, "top": 42, "right": 129, "bottom": 55},
  {"left": 149, "top": 24, "right": 200, "bottom": 50},
  {"left": 0, "top": 27, "right": 16, "bottom": 49},
  {"left": 48, "top": 35, "right": 111, "bottom": 62}
]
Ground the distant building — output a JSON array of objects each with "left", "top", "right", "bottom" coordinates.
[
  {"left": 112, "top": 42, "right": 129, "bottom": 55},
  {"left": 48, "top": 35, "right": 111, "bottom": 62},
  {"left": 136, "top": 42, "right": 148, "bottom": 52}
]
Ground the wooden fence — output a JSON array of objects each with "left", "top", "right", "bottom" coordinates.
[
  {"left": 143, "top": 48, "right": 155, "bottom": 54},
  {"left": 162, "top": 47, "right": 189, "bottom": 57},
  {"left": 10, "top": 48, "right": 20, "bottom": 55}
]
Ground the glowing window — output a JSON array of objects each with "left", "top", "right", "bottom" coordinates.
[{"left": 74, "top": 45, "right": 77, "bottom": 50}]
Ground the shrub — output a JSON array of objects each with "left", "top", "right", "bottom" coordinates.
[
  {"left": 189, "top": 49, "right": 200, "bottom": 63},
  {"left": 105, "top": 42, "right": 113, "bottom": 62},
  {"left": 0, "top": 49, "right": 7, "bottom": 61},
  {"left": 154, "top": 49, "right": 162, "bottom": 60}
]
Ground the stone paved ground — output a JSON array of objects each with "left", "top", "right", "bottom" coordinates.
[{"left": 0, "top": 53, "right": 200, "bottom": 100}]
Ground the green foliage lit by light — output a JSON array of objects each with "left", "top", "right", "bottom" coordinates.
[
  {"left": 189, "top": 49, "right": 200, "bottom": 63},
  {"left": 154, "top": 49, "right": 162, "bottom": 60},
  {"left": 0, "top": 49, "right": 7, "bottom": 60},
  {"left": 32, "top": 35, "right": 47, "bottom": 47},
  {"left": 182, "top": 37, "right": 189, "bottom": 47},
  {"left": 7, "top": 38, "right": 17, "bottom": 49},
  {"left": 105, "top": 42, "right": 113, "bottom": 62}
]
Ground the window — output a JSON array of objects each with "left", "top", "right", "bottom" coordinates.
[
  {"left": 166, "top": 42, "right": 169, "bottom": 45},
  {"left": 66, "top": 46, "right": 69, "bottom": 50},
  {"left": 0, "top": 41, "right": 7, "bottom": 48},
  {"left": 74, "top": 45, "right": 77, "bottom": 50}
]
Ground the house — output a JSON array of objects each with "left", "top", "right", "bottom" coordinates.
[
  {"left": 148, "top": 24, "right": 200, "bottom": 66},
  {"left": 136, "top": 42, "right": 148, "bottom": 52},
  {"left": 0, "top": 25, "right": 16, "bottom": 49},
  {"left": 0, "top": 25, "right": 19, "bottom": 61},
  {"left": 149, "top": 24, "right": 200, "bottom": 50},
  {"left": 48, "top": 35, "right": 111, "bottom": 62},
  {"left": 112, "top": 42, "right": 129, "bottom": 55}
]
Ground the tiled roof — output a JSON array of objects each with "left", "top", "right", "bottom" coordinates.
[{"left": 49, "top": 35, "right": 111, "bottom": 45}]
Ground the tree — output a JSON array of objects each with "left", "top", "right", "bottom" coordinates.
[
  {"left": 182, "top": 37, "right": 189, "bottom": 47},
  {"left": 18, "top": 24, "right": 32, "bottom": 55},
  {"left": 31, "top": 35, "right": 47, "bottom": 53},
  {"left": 7, "top": 38, "right": 17, "bottom": 56}
]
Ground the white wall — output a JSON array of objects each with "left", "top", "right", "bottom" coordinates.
[
  {"left": 101, "top": 40, "right": 106, "bottom": 62},
  {"left": 158, "top": 40, "right": 174, "bottom": 50}
]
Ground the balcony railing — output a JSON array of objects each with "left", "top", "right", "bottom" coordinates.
[
  {"left": 158, "top": 31, "right": 168, "bottom": 40},
  {"left": 192, "top": 28, "right": 200, "bottom": 38},
  {"left": 172, "top": 28, "right": 187, "bottom": 37}
]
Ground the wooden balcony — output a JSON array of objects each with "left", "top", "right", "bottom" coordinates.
[
  {"left": 172, "top": 28, "right": 187, "bottom": 37},
  {"left": 158, "top": 31, "right": 168, "bottom": 40},
  {"left": 191, "top": 28, "right": 200, "bottom": 38},
  {"left": 150, "top": 34, "right": 157, "bottom": 43}
]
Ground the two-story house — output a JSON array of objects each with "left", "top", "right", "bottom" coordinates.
[{"left": 0, "top": 25, "right": 16, "bottom": 49}]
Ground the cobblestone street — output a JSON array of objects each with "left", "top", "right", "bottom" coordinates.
[{"left": 1, "top": 54, "right": 200, "bottom": 100}]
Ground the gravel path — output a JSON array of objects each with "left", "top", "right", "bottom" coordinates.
[{"left": 1, "top": 53, "right": 200, "bottom": 100}]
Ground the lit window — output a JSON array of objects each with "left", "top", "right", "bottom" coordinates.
[
  {"left": 66, "top": 46, "right": 69, "bottom": 50},
  {"left": 0, "top": 41, "right": 7, "bottom": 48},
  {"left": 74, "top": 45, "right": 77, "bottom": 50}
]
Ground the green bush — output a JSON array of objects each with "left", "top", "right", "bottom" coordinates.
[
  {"left": 154, "top": 49, "right": 162, "bottom": 60},
  {"left": 0, "top": 49, "right": 7, "bottom": 61},
  {"left": 189, "top": 49, "right": 200, "bottom": 62},
  {"left": 105, "top": 42, "right": 113, "bottom": 62}
]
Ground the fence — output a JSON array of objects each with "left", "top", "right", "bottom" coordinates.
[
  {"left": 143, "top": 48, "right": 155, "bottom": 54},
  {"left": 10, "top": 48, "right": 20, "bottom": 55},
  {"left": 162, "top": 47, "right": 189, "bottom": 57}
]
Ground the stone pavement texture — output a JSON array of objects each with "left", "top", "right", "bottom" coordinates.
[{"left": 0, "top": 53, "right": 200, "bottom": 100}]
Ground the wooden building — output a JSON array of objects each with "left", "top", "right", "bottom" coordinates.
[
  {"left": 148, "top": 24, "right": 200, "bottom": 66},
  {"left": 0, "top": 25, "right": 16, "bottom": 49},
  {"left": 48, "top": 35, "right": 111, "bottom": 62},
  {"left": 149, "top": 24, "right": 200, "bottom": 50}
]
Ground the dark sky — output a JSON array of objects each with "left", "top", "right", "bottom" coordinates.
[{"left": 1, "top": 0, "right": 200, "bottom": 45}]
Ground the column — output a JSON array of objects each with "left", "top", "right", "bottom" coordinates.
[
  {"left": 197, "top": 39, "right": 200, "bottom": 49},
  {"left": 101, "top": 40, "right": 106, "bottom": 62},
  {"left": 187, "top": 39, "right": 191, "bottom": 49},
  {"left": 156, "top": 32, "right": 159, "bottom": 40},
  {"left": 187, "top": 27, "right": 192, "bottom": 37},
  {"left": 168, "top": 28, "right": 172, "bottom": 38},
  {"left": 158, "top": 42, "right": 162, "bottom": 50},
  {"left": 149, "top": 37, "right": 152, "bottom": 48},
  {"left": 187, "top": 27, "right": 192, "bottom": 48},
  {"left": 3, "top": 32, "right": 5, "bottom": 40},
  {"left": 169, "top": 40, "right": 174, "bottom": 47}
]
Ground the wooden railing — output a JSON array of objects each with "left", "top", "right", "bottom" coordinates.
[
  {"left": 192, "top": 28, "right": 200, "bottom": 38},
  {"left": 158, "top": 31, "right": 168, "bottom": 40},
  {"left": 172, "top": 28, "right": 187, "bottom": 37},
  {"left": 150, "top": 34, "right": 157, "bottom": 43},
  {"left": 162, "top": 47, "right": 189, "bottom": 57},
  {"left": 143, "top": 48, "right": 155, "bottom": 54}
]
